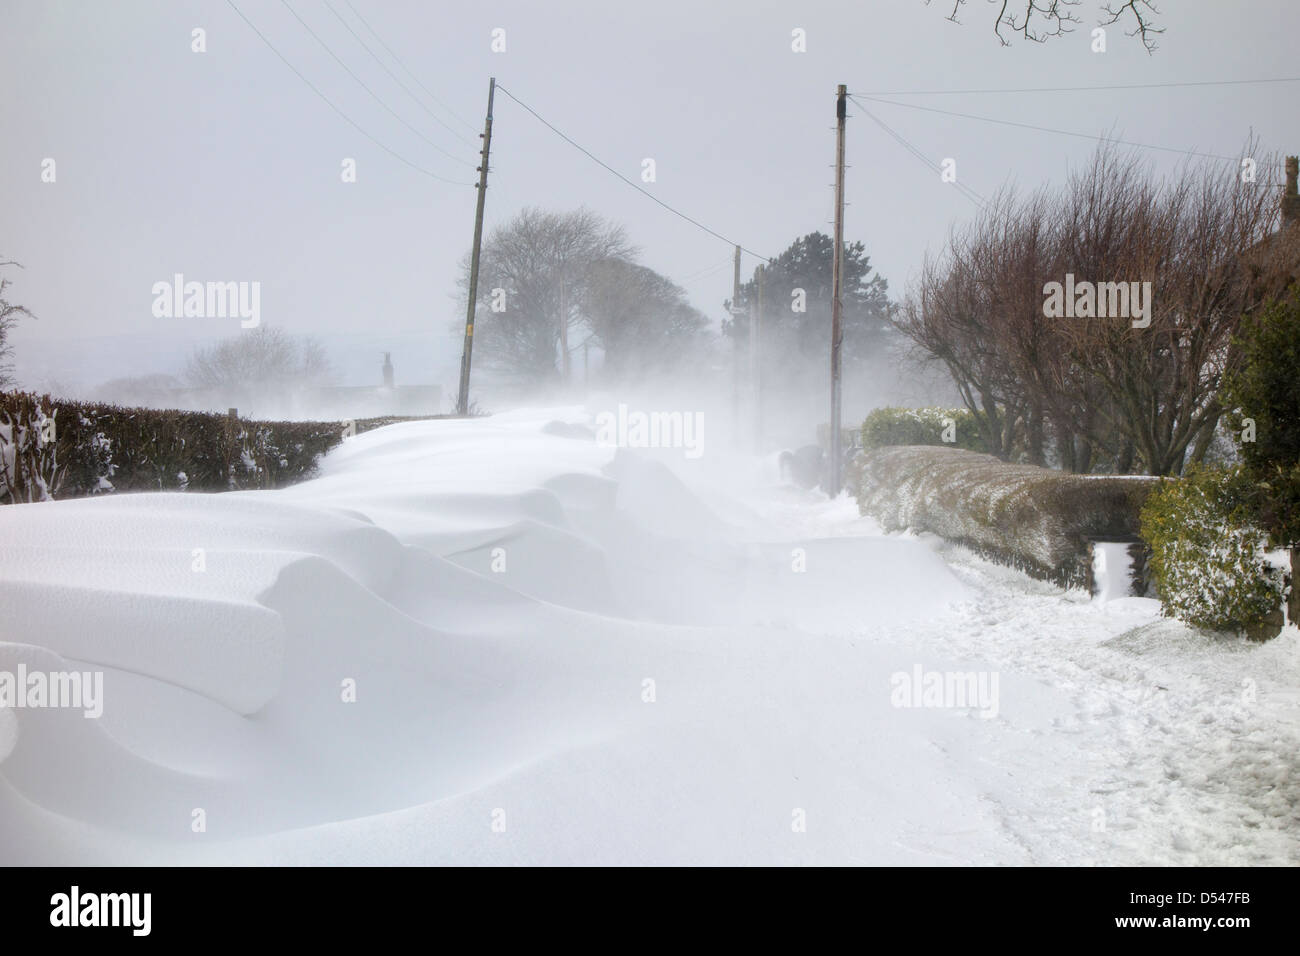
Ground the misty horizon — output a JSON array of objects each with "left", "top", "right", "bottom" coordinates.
[{"left": 4, "top": 1, "right": 1298, "bottom": 406}]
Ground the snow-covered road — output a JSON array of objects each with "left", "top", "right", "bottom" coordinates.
[{"left": 1, "top": 409, "right": 1295, "bottom": 864}]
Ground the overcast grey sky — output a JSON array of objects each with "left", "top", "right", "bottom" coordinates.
[{"left": 4, "top": 0, "right": 1299, "bottom": 391}]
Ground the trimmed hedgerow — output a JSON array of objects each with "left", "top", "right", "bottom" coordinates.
[
  {"left": 1139, "top": 465, "right": 1286, "bottom": 637},
  {"left": 861, "top": 406, "right": 988, "bottom": 453},
  {"left": 855, "top": 445, "right": 1156, "bottom": 588},
  {"left": 0, "top": 391, "right": 441, "bottom": 504}
]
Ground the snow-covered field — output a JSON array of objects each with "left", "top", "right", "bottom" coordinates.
[{"left": 1, "top": 409, "right": 1296, "bottom": 865}]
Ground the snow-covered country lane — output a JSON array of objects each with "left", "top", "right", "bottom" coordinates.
[{"left": 0, "top": 409, "right": 1296, "bottom": 865}]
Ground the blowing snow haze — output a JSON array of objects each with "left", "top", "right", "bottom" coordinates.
[
  {"left": 2, "top": 0, "right": 1298, "bottom": 411},
  {"left": 2, "top": 0, "right": 1300, "bottom": 898}
]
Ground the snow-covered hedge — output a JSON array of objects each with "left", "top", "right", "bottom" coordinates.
[
  {"left": 861, "top": 406, "right": 988, "bottom": 453},
  {"left": 856, "top": 445, "right": 1156, "bottom": 587},
  {"left": 1139, "top": 466, "right": 1287, "bottom": 637},
  {"left": 0, "top": 391, "right": 426, "bottom": 504}
]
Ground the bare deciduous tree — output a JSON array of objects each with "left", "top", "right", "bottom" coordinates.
[
  {"left": 930, "top": 0, "right": 1163, "bottom": 51},
  {"left": 0, "top": 260, "right": 35, "bottom": 389},
  {"left": 896, "top": 143, "right": 1292, "bottom": 475},
  {"left": 582, "top": 259, "right": 709, "bottom": 378},
  {"left": 185, "top": 327, "right": 335, "bottom": 395},
  {"left": 465, "top": 208, "right": 637, "bottom": 386}
]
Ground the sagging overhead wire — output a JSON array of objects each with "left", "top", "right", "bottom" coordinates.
[
  {"left": 341, "top": 0, "right": 482, "bottom": 138},
  {"left": 495, "top": 83, "right": 772, "bottom": 263},
  {"left": 278, "top": 0, "right": 475, "bottom": 167},
  {"left": 323, "top": 0, "right": 476, "bottom": 148},
  {"left": 856, "top": 75, "right": 1300, "bottom": 97},
  {"left": 848, "top": 95, "right": 988, "bottom": 209},
  {"left": 225, "top": 0, "right": 475, "bottom": 185},
  {"left": 853, "top": 93, "right": 1272, "bottom": 166}
]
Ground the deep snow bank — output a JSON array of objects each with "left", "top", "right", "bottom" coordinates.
[{"left": 0, "top": 409, "right": 980, "bottom": 864}]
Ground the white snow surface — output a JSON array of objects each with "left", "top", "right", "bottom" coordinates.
[{"left": 0, "top": 408, "right": 1296, "bottom": 865}]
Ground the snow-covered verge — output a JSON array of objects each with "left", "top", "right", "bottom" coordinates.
[
  {"left": 856, "top": 445, "right": 1157, "bottom": 587},
  {"left": 881, "top": 542, "right": 1300, "bottom": 865},
  {"left": 0, "top": 410, "right": 1295, "bottom": 865}
]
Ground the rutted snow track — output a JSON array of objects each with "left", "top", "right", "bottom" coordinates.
[
  {"left": 0, "top": 409, "right": 1295, "bottom": 865},
  {"left": 916, "top": 545, "right": 1300, "bottom": 866}
]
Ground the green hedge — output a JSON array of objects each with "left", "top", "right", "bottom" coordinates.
[
  {"left": 0, "top": 391, "right": 440, "bottom": 504},
  {"left": 1221, "top": 286, "right": 1300, "bottom": 547},
  {"left": 1139, "top": 466, "right": 1286, "bottom": 637},
  {"left": 855, "top": 445, "right": 1155, "bottom": 588},
  {"left": 861, "top": 406, "right": 988, "bottom": 453}
]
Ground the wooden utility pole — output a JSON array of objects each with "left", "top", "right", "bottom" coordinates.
[
  {"left": 753, "top": 262, "right": 764, "bottom": 452},
  {"left": 828, "top": 83, "right": 847, "bottom": 493},
  {"left": 731, "top": 245, "right": 741, "bottom": 446},
  {"left": 558, "top": 273, "right": 570, "bottom": 385},
  {"left": 456, "top": 77, "right": 495, "bottom": 416}
]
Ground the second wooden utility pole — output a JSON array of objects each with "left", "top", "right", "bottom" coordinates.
[
  {"left": 456, "top": 77, "right": 496, "bottom": 416},
  {"left": 559, "top": 273, "right": 570, "bottom": 385},
  {"left": 828, "top": 84, "right": 847, "bottom": 494},
  {"left": 753, "top": 262, "right": 764, "bottom": 452},
  {"left": 731, "top": 245, "right": 742, "bottom": 447}
]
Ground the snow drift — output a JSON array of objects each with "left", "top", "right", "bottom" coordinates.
[
  {"left": 1, "top": 410, "right": 1295, "bottom": 865},
  {"left": 0, "top": 409, "right": 988, "bottom": 864}
]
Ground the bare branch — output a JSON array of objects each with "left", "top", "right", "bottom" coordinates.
[
  {"left": 1100, "top": 0, "right": 1164, "bottom": 54},
  {"left": 925, "top": 0, "right": 1158, "bottom": 48}
]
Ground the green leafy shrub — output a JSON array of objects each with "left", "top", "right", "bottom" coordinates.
[
  {"left": 1139, "top": 466, "right": 1285, "bottom": 635},
  {"left": 1220, "top": 285, "right": 1300, "bottom": 546},
  {"left": 861, "top": 406, "right": 987, "bottom": 453}
]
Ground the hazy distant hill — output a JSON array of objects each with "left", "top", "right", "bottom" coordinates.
[{"left": 9, "top": 329, "right": 460, "bottom": 402}]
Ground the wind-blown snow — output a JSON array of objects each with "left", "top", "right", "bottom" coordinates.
[{"left": 0, "top": 409, "right": 1295, "bottom": 864}]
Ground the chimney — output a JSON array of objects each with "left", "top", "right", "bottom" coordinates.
[{"left": 1284, "top": 156, "right": 1300, "bottom": 227}]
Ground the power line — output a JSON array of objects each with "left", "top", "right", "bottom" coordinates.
[
  {"left": 224, "top": 0, "right": 474, "bottom": 185},
  {"left": 323, "top": 0, "right": 475, "bottom": 147},
  {"left": 677, "top": 255, "right": 736, "bottom": 283},
  {"left": 849, "top": 96, "right": 987, "bottom": 208},
  {"left": 857, "top": 76, "right": 1300, "bottom": 97},
  {"left": 854, "top": 93, "right": 1275, "bottom": 165},
  {"left": 343, "top": 0, "right": 481, "bottom": 136},
  {"left": 278, "top": 0, "right": 474, "bottom": 167},
  {"left": 495, "top": 84, "right": 771, "bottom": 262}
]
